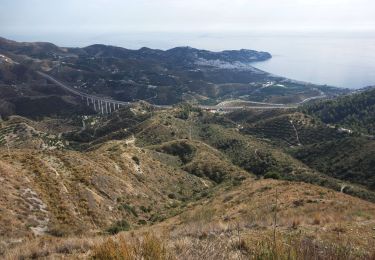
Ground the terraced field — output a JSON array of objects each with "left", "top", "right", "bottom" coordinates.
[{"left": 240, "top": 112, "right": 349, "bottom": 147}]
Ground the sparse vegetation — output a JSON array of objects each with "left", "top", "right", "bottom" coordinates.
[
  {"left": 302, "top": 88, "right": 375, "bottom": 135},
  {"left": 107, "top": 220, "right": 131, "bottom": 235},
  {"left": 0, "top": 45, "right": 374, "bottom": 260},
  {"left": 92, "top": 234, "right": 172, "bottom": 260},
  {"left": 264, "top": 171, "right": 281, "bottom": 180},
  {"left": 132, "top": 156, "right": 140, "bottom": 165}
]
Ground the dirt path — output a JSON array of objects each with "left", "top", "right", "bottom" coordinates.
[{"left": 289, "top": 120, "right": 302, "bottom": 146}]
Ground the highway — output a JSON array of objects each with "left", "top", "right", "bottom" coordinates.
[
  {"left": 37, "top": 71, "right": 302, "bottom": 113},
  {"left": 37, "top": 71, "right": 131, "bottom": 106}
]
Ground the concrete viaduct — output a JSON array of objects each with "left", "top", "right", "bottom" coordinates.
[
  {"left": 37, "top": 71, "right": 297, "bottom": 114},
  {"left": 38, "top": 71, "right": 134, "bottom": 114}
]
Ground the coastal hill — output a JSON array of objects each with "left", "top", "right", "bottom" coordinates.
[
  {"left": 0, "top": 37, "right": 374, "bottom": 259},
  {"left": 0, "top": 37, "right": 348, "bottom": 119},
  {"left": 1, "top": 103, "right": 375, "bottom": 259}
]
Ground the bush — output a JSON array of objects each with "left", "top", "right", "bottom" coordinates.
[
  {"left": 120, "top": 203, "right": 138, "bottom": 217},
  {"left": 132, "top": 156, "right": 140, "bottom": 165},
  {"left": 92, "top": 237, "right": 132, "bottom": 259},
  {"left": 138, "top": 219, "right": 147, "bottom": 225},
  {"left": 107, "top": 220, "right": 130, "bottom": 234},
  {"left": 175, "top": 103, "right": 192, "bottom": 120},
  {"left": 140, "top": 205, "right": 151, "bottom": 213},
  {"left": 168, "top": 193, "right": 176, "bottom": 199},
  {"left": 264, "top": 171, "right": 281, "bottom": 180},
  {"left": 156, "top": 141, "right": 196, "bottom": 164}
]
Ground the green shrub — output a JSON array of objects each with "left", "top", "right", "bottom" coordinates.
[
  {"left": 138, "top": 219, "right": 147, "bottom": 225},
  {"left": 264, "top": 171, "right": 281, "bottom": 180},
  {"left": 140, "top": 205, "right": 152, "bottom": 213},
  {"left": 156, "top": 141, "right": 196, "bottom": 164},
  {"left": 107, "top": 219, "right": 130, "bottom": 234},
  {"left": 120, "top": 204, "right": 138, "bottom": 217},
  {"left": 168, "top": 193, "right": 176, "bottom": 199},
  {"left": 132, "top": 156, "right": 140, "bottom": 165}
]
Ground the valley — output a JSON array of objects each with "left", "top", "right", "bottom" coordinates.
[
  {"left": 0, "top": 37, "right": 348, "bottom": 119},
  {"left": 0, "top": 37, "right": 374, "bottom": 259}
]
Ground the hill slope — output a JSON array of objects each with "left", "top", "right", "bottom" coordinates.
[
  {"left": 291, "top": 136, "right": 375, "bottom": 190},
  {"left": 0, "top": 37, "right": 348, "bottom": 119},
  {"left": 4, "top": 179, "right": 375, "bottom": 259},
  {"left": 0, "top": 37, "right": 374, "bottom": 259},
  {"left": 1, "top": 103, "right": 375, "bottom": 259},
  {"left": 302, "top": 88, "right": 375, "bottom": 135}
]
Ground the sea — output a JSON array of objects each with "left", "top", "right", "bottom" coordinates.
[{"left": 6, "top": 30, "right": 375, "bottom": 89}]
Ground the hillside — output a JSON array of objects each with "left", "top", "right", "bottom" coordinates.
[
  {"left": 1, "top": 101, "right": 375, "bottom": 259},
  {"left": 0, "top": 37, "right": 348, "bottom": 119},
  {"left": 292, "top": 137, "right": 375, "bottom": 190},
  {"left": 0, "top": 37, "right": 374, "bottom": 259},
  {"left": 4, "top": 179, "right": 375, "bottom": 259},
  {"left": 239, "top": 112, "right": 346, "bottom": 147},
  {"left": 0, "top": 120, "right": 215, "bottom": 250},
  {"left": 229, "top": 107, "right": 375, "bottom": 192},
  {"left": 302, "top": 88, "right": 375, "bottom": 135}
]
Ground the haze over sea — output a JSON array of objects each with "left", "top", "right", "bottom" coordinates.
[{"left": 7, "top": 30, "right": 375, "bottom": 89}]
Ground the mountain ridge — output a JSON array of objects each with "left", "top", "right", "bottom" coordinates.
[
  {"left": 0, "top": 37, "right": 349, "bottom": 119},
  {"left": 1, "top": 36, "right": 374, "bottom": 259}
]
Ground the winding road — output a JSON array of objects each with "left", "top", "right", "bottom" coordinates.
[{"left": 38, "top": 71, "right": 318, "bottom": 113}]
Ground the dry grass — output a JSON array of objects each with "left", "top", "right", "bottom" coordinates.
[
  {"left": 153, "top": 178, "right": 375, "bottom": 259},
  {"left": 0, "top": 137, "right": 210, "bottom": 244},
  {"left": 239, "top": 234, "right": 371, "bottom": 260},
  {"left": 3, "top": 176, "right": 375, "bottom": 259},
  {"left": 4, "top": 230, "right": 374, "bottom": 260},
  {"left": 2, "top": 115, "right": 375, "bottom": 259},
  {"left": 165, "top": 225, "right": 375, "bottom": 260},
  {"left": 92, "top": 233, "right": 173, "bottom": 260},
  {"left": 4, "top": 237, "right": 95, "bottom": 259}
]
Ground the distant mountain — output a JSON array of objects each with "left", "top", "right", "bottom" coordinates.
[
  {"left": 80, "top": 45, "right": 272, "bottom": 66},
  {"left": 1, "top": 37, "right": 374, "bottom": 258},
  {"left": 0, "top": 37, "right": 348, "bottom": 119},
  {"left": 0, "top": 37, "right": 67, "bottom": 59}
]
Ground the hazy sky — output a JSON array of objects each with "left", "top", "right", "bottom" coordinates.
[
  {"left": 1, "top": 0, "right": 375, "bottom": 88},
  {"left": 1, "top": 0, "right": 374, "bottom": 35}
]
